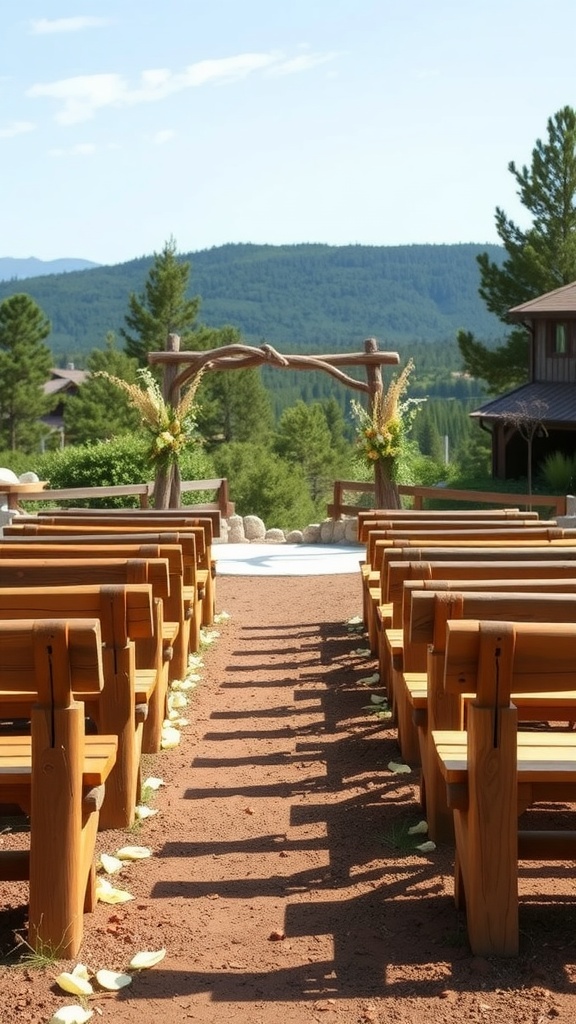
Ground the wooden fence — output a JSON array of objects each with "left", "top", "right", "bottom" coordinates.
[
  {"left": 327, "top": 479, "right": 567, "bottom": 519},
  {"left": 0, "top": 477, "right": 234, "bottom": 516}
]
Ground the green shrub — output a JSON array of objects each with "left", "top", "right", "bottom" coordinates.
[
  {"left": 538, "top": 450, "right": 576, "bottom": 494},
  {"left": 33, "top": 435, "right": 215, "bottom": 509}
]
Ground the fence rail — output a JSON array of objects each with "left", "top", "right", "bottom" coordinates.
[
  {"left": 328, "top": 480, "right": 567, "bottom": 519},
  {"left": 1, "top": 477, "right": 235, "bottom": 516}
]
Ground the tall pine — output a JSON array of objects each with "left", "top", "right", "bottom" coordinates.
[{"left": 459, "top": 106, "right": 576, "bottom": 392}]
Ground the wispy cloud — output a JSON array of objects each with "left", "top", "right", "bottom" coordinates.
[
  {"left": 30, "top": 16, "right": 112, "bottom": 35},
  {"left": 151, "top": 129, "right": 175, "bottom": 145},
  {"left": 0, "top": 120, "right": 35, "bottom": 139},
  {"left": 27, "top": 49, "right": 338, "bottom": 125},
  {"left": 49, "top": 142, "right": 104, "bottom": 157}
]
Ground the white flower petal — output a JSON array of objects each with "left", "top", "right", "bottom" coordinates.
[
  {"left": 115, "top": 845, "right": 152, "bottom": 860},
  {"left": 142, "top": 776, "right": 164, "bottom": 791},
  {"left": 49, "top": 1007, "right": 94, "bottom": 1024},
  {"left": 95, "top": 968, "right": 132, "bottom": 991},
  {"left": 408, "top": 820, "right": 429, "bottom": 835},
  {"left": 129, "top": 948, "right": 167, "bottom": 969},
  {"left": 387, "top": 761, "right": 412, "bottom": 774},
  {"left": 161, "top": 726, "right": 181, "bottom": 749},
  {"left": 95, "top": 878, "right": 134, "bottom": 904},
  {"left": 359, "top": 673, "right": 380, "bottom": 685},
  {"left": 134, "top": 804, "right": 158, "bottom": 819},
  {"left": 168, "top": 692, "right": 188, "bottom": 709},
  {"left": 99, "top": 853, "right": 124, "bottom": 874},
  {"left": 55, "top": 972, "right": 93, "bottom": 996},
  {"left": 214, "top": 610, "right": 230, "bottom": 623}
]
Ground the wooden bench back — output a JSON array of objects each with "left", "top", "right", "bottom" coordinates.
[
  {"left": 402, "top": 575, "right": 576, "bottom": 644},
  {"left": 357, "top": 507, "right": 538, "bottom": 541},
  {"left": 371, "top": 527, "right": 576, "bottom": 571},
  {"left": 0, "top": 617, "right": 104, "bottom": 697},
  {"left": 364, "top": 520, "right": 553, "bottom": 568},
  {"left": 5, "top": 522, "right": 205, "bottom": 568},
  {"left": 0, "top": 555, "right": 170, "bottom": 598},
  {"left": 36, "top": 505, "right": 221, "bottom": 538},
  {"left": 0, "top": 584, "right": 154, "bottom": 654},
  {"left": 444, "top": 618, "right": 576, "bottom": 701},
  {"left": 410, "top": 590, "right": 576, "bottom": 650},
  {"left": 15, "top": 514, "right": 213, "bottom": 559},
  {"left": 383, "top": 546, "right": 576, "bottom": 604}
]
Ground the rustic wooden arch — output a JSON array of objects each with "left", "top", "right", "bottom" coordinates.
[{"left": 147, "top": 335, "right": 401, "bottom": 510}]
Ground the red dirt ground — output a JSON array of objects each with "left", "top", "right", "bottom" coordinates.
[{"left": 1, "top": 573, "right": 576, "bottom": 1023}]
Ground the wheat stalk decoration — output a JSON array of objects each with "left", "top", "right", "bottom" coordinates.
[{"left": 96, "top": 367, "right": 204, "bottom": 464}]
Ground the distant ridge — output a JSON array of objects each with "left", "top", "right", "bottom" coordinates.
[
  {"left": 0, "top": 256, "right": 100, "bottom": 281},
  {"left": 0, "top": 242, "right": 505, "bottom": 359}
]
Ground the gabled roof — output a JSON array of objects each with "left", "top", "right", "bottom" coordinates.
[
  {"left": 470, "top": 381, "right": 576, "bottom": 425},
  {"left": 509, "top": 280, "right": 576, "bottom": 318}
]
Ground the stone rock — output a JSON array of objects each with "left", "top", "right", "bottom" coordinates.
[
  {"left": 319, "top": 519, "right": 335, "bottom": 543},
  {"left": 302, "top": 523, "right": 321, "bottom": 543},
  {"left": 243, "top": 515, "right": 266, "bottom": 541},
  {"left": 227, "top": 514, "right": 247, "bottom": 544},
  {"left": 264, "top": 528, "right": 286, "bottom": 544},
  {"left": 18, "top": 471, "right": 40, "bottom": 483},
  {"left": 0, "top": 468, "right": 19, "bottom": 484},
  {"left": 331, "top": 520, "right": 346, "bottom": 543},
  {"left": 285, "top": 529, "right": 303, "bottom": 543},
  {"left": 344, "top": 517, "right": 359, "bottom": 542}
]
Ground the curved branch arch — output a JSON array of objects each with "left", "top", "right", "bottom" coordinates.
[{"left": 147, "top": 335, "right": 402, "bottom": 509}]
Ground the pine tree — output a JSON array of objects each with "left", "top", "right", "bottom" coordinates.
[
  {"left": 63, "top": 334, "right": 141, "bottom": 444},
  {"left": 0, "top": 293, "right": 53, "bottom": 451},
  {"left": 120, "top": 237, "right": 201, "bottom": 365},
  {"left": 458, "top": 106, "right": 576, "bottom": 392}
]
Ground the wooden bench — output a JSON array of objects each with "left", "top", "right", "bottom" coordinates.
[
  {"left": 361, "top": 519, "right": 553, "bottom": 644},
  {"left": 0, "top": 618, "right": 117, "bottom": 956},
  {"left": 0, "top": 558, "right": 171, "bottom": 755},
  {"left": 4, "top": 523, "right": 209, "bottom": 651},
  {"left": 21, "top": 511, "right": 218, "bottom": 627},
  {"left": 393, "top": 588, "right": 576, "bottom": 841},
  {"left": 373, "top": 541, "right": 576, "bottom": 662},
  {"left": 36, "top": 503, "right": 222, "bottom": 538},
  {"left": 0, "top": 584, "right": 156, "bottom": 831},
  {"left": 0, "top": 538, "right": 192, "bottom": 679},
  {"left": 432, "top": 619, "right": 576, "bottom": 956},
  {"left": 357, "top": 507, "right": 539, "bottom": 543},
  {"left": 377, "top": 550, "right": 576, "bottom": 707}
]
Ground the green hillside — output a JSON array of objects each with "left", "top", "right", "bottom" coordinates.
[{"left": 0, "top": 242, "right": 505, "bottom": 365}]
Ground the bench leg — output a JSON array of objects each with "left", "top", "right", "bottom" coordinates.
[
  {"left": 30, "top": 701, "right": 87, "bottom": 958},
  {"left": 454, "top": 703, "right": 519, "bottom": 956}
]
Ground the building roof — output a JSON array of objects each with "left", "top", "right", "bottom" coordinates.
[
  {"left": 508, "top": 280, "right": 576, "bottom": 318},
  {"left": 470, "top": 381, "right": 576, "bottom": 425},
  {"left": 43, "top": 367, "right": 88, "bottom": 397}
]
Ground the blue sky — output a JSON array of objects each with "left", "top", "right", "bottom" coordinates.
[{"left": 3, "top": 0, "right": 576, "bottom": 266}]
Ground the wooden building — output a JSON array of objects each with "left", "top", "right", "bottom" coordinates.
[{"left": 470, "top": 281, "right": 576, "bottom": 479}]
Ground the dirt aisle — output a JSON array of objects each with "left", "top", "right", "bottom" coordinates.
[{"left": 1, "top": 574, "right": 575, "bottom": 1023}]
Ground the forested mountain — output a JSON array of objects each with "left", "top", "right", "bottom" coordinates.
[
  {"left": 0, "top": 257, "right": 100, "bottom": 280},
  {"left": 0, "top": 242, "right": 505, "bottom": 365}
]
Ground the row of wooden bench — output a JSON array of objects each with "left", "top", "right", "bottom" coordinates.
[
  {"left": 0, "top": 505, "right": 221, "bottom": 957},
  {"left": 357, "top": 507, "right": 576, "bottom": 957}
]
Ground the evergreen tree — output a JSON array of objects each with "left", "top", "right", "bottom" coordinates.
[
  {"left": 193, "top": 326, "right": 275, "bottom": 444},
  {"left": 274, "top": 400, "right": 345, "bottom": 502},
  {"left": 0, "top": 293, "right": 53, "bottom": 451},
  {"left": 458, "top": 106, "right": 576, "bottom": 392},
  {"left": 63, "top": 334, "right": 141, "bottom": 444},
  {"left": 120, "top": 237, "right": 201, "bottom": 365}
]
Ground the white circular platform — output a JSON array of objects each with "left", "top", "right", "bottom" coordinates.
[{"left": 213, "top": 543, "right": 363, "bottom": 576}]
